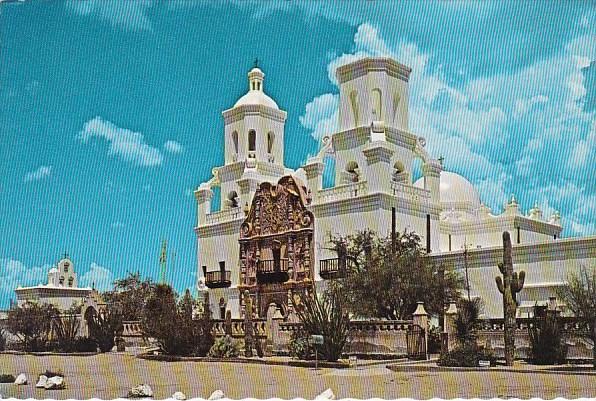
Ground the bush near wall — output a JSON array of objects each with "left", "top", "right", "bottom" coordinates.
[{"left": 438, "top": 343, "right": 496, "bottom": 367}]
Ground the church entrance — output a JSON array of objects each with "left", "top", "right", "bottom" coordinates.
[{"left": 238, "top": 176, "right": 314, "bottom": 318}]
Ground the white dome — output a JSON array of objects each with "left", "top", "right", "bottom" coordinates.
[
  {"left": 234, "top": 90, "right": 279, "bottom": 109},
  {"left": 414, "top": 171, "right": 481, "bottom": 208},
  {"left": 49, "top": 267, "right": 58, "bottom": 274}
]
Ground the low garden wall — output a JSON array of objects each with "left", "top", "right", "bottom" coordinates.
[{"left": 474, "top": 318, "right": 592, "bottom": 360}]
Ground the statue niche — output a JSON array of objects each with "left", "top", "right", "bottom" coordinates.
[{"left": 238, "top": 175, "right": 314, "bottom": 317}]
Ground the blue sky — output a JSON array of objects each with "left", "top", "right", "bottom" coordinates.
[{"left": 0, "top": 1, "right": 594, "bottom": 308}]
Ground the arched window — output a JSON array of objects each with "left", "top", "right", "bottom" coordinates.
[
  {"left": 372, "top": 88, "right": 382, "bottom": 120},
  {"left": 64, "top": 262, "right": 69, "bottom": 273},
  {"left": 345, "top": 161, "right": 360, "bottom": 183},
  {"left": 349, "top": 90, "right": 360, "bottom": 126},
  {"left": 59, "top": 276, "right": 65, "bottom": 285},
  {"left": 232, "top": 131, "right": 239, "bottom": 155},
  {"left": 267, "top": 131, "right": 274, "bottom": 154},
  {"left": 68, "top": 277, "right": 74, "bottom": 287},
  {"left": 248, "top": 130, "right": 256, "bottom": 152},
  {"left": 219, "top": 297, "right": 226, "bottom": 319}
]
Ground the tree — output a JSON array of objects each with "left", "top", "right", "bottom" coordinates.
[
  {"left": 87, "top": 306, "right": 123, "bottom": 353},
  {"left": 557, "top": 266, "right": 596, "bottom": 367},
  {"left": 293, "top": 287, "right": 350, "bottom": 362},
  {"left": 142, "top": 285, "right": 214, "bottom": 356},
  {"left": 6, "top": 302, "right": 59, "bottom": 351},
  {"left": 327, "top": 230, "right": 463, "bottom": 320},
  {"left": 103, "top": 272, "right": 155, "bottom": 321}
]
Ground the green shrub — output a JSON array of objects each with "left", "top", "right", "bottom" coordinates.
[
  {"left": 288, "top": 330, "right": 315, "bottom": 360},
  {"left": 0, "top": 374, "right": 16, "bottom": 383},
  {"left": 529, "top": 307, "right": 568, "bottom": 365},
  {"left": 427, "top": 325, "right": 442, "bottom": 354},
  {"left": 74, "top": 337, "right": 98, "bottom": 353},
  {"left": 41, "top": 369, "right": 64, "bottom": 378},
  {"left": 0, "top": 327, "right": 6, "bottom": 351},
  {"left": 142, "top": 286, "right": 214, "bottom": 357},
  {"left": 207, "top": 335, "right": 240, "bottom": 358},
  {"left": 293, "top": 288, "right": 350, "bottom": 362},
  {"left": 88, "top": 307, "right": 123, "bottom": 353},
  {"left": 438, "top": 342, "right": 496, "bottom": 367}
]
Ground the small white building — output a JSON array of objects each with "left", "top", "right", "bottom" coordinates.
[
  {"left": 194, "top": 57, "right": 596, "bottom": 319},
  {"left": 14, "top": 255, "right": 92, "bottom": 311}
]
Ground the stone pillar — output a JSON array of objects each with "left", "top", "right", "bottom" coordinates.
[
  {"left": 422, "top": 160, "right": 441, "bottom": 204},
  {"left": 413, "top": 302, "right": 429, "bottom": 360},
  {"left": 265, "top": 303, "right": 278, "bottom": 357},
  {"left": 303, "top": 158, "right": 325, "bottom": 202},
  {"left": 443, "top": 302, "right": 458, "bottom": 352},
  {"left": 243, "top": 290, "right": 254, "bottom": 357},
  {"left": 237, "top": 171, "right": 260, "bottom": 213},
  {"left": 194, "top": 184, "right": 213, "bottom": 225},
  {"left": 362, "top": 141, "right": 394, "bottom": 193}
]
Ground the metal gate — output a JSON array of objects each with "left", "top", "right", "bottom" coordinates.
[{"left": 406, "top": 324, "right": 426, "bottom": 360}]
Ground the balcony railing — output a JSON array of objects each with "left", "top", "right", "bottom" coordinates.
[
  {"left": 390, "top": 181, "right": 430, "bottom": 202},
  {"left": 319, "top": 258, "right": 348, "bottom": 279},
  {"left": 256, "top": 259, "right": 289, "bottom": 283},
  {"left": 318, "top": 181, "right": 368, "bottom": 203},
  {"left": 205, "top": 206, "right": 243, "bottom": 225},
  {"left": 205, "top": 270, "right": 232, "bottom": 289}
]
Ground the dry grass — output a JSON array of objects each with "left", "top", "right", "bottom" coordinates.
[{"left": 0, "top": 353, "right": 593, "bottom": 399}]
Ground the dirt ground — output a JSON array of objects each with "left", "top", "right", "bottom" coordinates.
[{"left": 0, "top": 353, "right": 594, "bottom": 399}]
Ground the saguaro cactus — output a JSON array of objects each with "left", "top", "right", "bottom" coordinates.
[{"left": 495, "top": 231, "right": 525, "bottom": 366}]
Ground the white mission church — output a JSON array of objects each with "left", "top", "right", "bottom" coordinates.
[{"left": 194, "top": 57, "right": 596, "bottom": 320}]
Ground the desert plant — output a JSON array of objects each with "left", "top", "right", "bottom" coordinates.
[
  {"left": 288, "top": 330, "right": 315, "bottom": 360},
  {"left": 438, "top": 342, "right": 496, "bottom": 367},
  {"left": 495, "top": 231, "right": 525, "bottom": 366},
  {"left": 293, "top": 287, "right": 350, "bottom": 362},
  {"left": 73, "top": 337, "right": 97, "bottom": 352},
  {"left": 0, "top": 327, "right": 6, "bottom": 351},
  {"left": 0, "top": 374, "right": 16, "bottom": 383},
  {"left": 142, "top": 285, "right": 214, "bottom": 356},
  {"left": 52, "top": 307, "right": 81, "bottom": 352},
  {"left": 528, "top": 306, "right": 568, "bottom": 365},
  {"left": 207, "top": 335, "right": 240, "bottom": 358},
  {"left": 6, "top": 302, "right": 60, "bottom": 351},
  {"left": 557, "top": 266, "right": 596, "bottom": 367},
  {"left": 40, "top": 369, "right": 64, "bottom": 378},
  {"left": 454, "top": 298, "right": 483, "bottom": 346},
  {"left": 87, "top": 306, "right": 123, "bottom": 353}
]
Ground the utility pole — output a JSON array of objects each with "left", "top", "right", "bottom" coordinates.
[{"left": 159, "top": 240, "right": 167, "bottom": 284}]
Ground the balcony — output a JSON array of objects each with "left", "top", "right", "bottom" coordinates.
[
  {"left": 256, "top": 259, "right": 289, "bottom": 283},
  {"left": 319, "top": 258, "right": 347, "bottom": 279},
  {"left": 205, "top": 270, "right": 232, "bottom": 289}
]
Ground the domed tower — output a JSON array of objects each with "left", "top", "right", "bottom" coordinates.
[{"left": 222, "top": 65, "right": 287, "bottom": 166}]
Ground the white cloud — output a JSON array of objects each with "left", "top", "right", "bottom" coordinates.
[
  {"left": 78, "top": 116, "right": 163, "bottom": 167},
  {"left": 164, "top": 140, "right": 184, "bottom": 154},
  {"left": 111, "top": 221, "right": 125, "bottom": 229},
  {"left": 299, "top": 93, "right": 339, "bottom": 140},
  {"left": 79, "top": 263, "right": 114, "bottom": 291},
  {"left": 65, "top": 0, "right": 155, "bottom": 32},
  {"left": 24, "top": 165, "right": 52, "bottom": 182},
  {"left": 0, "top": 259, "right": 49, "bottom": 307},
  {"left": 299, "top": 22, "right": 595, "bottom": 236}
]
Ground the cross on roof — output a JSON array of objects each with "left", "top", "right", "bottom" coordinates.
[
  {"left": 253, "top": 58, "right": 259, "bottom": 69},
  {"left": 438, "top": 155, "right": 444, "bottom": 166}
]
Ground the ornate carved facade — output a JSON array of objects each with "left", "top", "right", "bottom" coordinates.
[{"left": 239, "top": 176, "right": 314, "bottom": 317}]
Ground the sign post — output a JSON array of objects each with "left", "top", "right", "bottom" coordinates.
[{"left": 310, "top": 335, "right": 324, "bottom": 370}]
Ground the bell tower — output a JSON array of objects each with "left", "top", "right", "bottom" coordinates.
[{"left": 336, "top": 57, "right": 411, "bottom": 131}]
